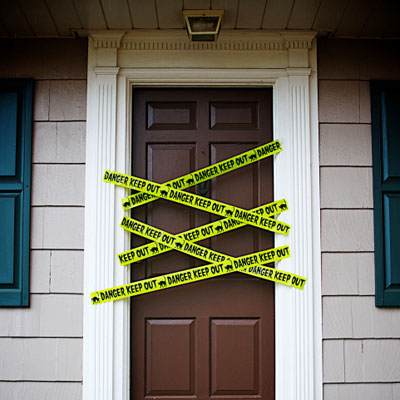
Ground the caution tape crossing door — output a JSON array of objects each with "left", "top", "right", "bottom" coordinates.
[{"left": 92, "top": 139, "right": 306, "bottom": 305}]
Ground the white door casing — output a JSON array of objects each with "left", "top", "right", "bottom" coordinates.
[{"left": 83, "top": 30, "right": 322, "bottom": 400}]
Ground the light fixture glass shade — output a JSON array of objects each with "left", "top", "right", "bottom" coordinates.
[{"left": 183, "top": 10, "right": 224, "bottom": 42}]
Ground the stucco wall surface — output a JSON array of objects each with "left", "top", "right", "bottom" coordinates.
[
  {"left": 0, "top": 39, "right": 87, "bottom": 400},
  {"left": 318, "top": 39, "right": 400, "bottom": 400}
]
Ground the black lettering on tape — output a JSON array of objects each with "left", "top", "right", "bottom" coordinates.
[
  {"left": 113, "top": 140, "right": 283, "bottom": 209},
  {"left": 92, "top": 244, "right": 303, "bottom": 305}
]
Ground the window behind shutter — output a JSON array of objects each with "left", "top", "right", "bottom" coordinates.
[
  {"left": 0, "top": 79, "right": 33, "bottom": 306},
  {"left": 371, "top": 81, "right": 400, "bottom": 306}
]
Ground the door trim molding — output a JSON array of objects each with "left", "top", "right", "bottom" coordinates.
[
  {"left": 89, "top": 29, "right": 314, "bottom": 51},
  {"left": 83, "top": 30, "right": 322, "bottom": 400}
]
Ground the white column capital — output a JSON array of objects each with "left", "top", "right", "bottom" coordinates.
[{"left": 94, "top": 67, "right": 120, "bottom": 76}]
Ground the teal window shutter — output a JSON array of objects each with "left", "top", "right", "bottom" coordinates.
[
  {"left": 371, "top": 81, "right": 400, "bottom": 306},
  {"left": 0, "top": 80, "right": 33, "bottom": 306}
]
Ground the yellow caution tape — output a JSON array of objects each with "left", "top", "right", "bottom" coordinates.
[
  {"left": 105, "top": 171, "right": 291, "bottom": 235},
  {"left": 119, "top": 140, "right": 282, "bottom": 209},
  {"left": 118, "top": 215, "right": 303, "bottom": 287},
  {"left": 120, "top": 216, "right": 239, "bottom": 264},
  {"left": 117, "top": 199, "right": 289, "bottom": 266},
  {"left": 242, "top": 266, "right": 306, "bottom": 289},
  {"left": 91, "top": 139, "right": 308, "bottom": 305},
  {"left": 91, "top": 244, "right": 295, "bottom": 305}
]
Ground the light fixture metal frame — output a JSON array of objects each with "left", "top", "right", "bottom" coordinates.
[{"left": 183, "top": 9, "right": 224, "bottom": 42}]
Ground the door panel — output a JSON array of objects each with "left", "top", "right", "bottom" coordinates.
[
  {"left": 211, "top": 318, "right": 260, "bottom": 394},
  {"left": 210, "top": 101, "right": 258, "bottom": 130},
  {"left": 209, "top": 143, "right": 272, "bottom": 260},
  {"left": 147, "top": 143, "right": 197, "bottom": 277},
  {"left": 146, "top": 318, "right": 195, "bottom": 395},
  {"left": 131, "top": 88, "right": 274, "bottom": 400},
  {"left": 147, "top": 102, "right": 197, "bottom": 130}
]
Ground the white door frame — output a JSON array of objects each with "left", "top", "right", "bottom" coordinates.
[{"left": 83, "top": 30, "right": 322, "bottom": 400}]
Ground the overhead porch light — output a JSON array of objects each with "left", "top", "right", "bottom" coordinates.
[{"left": 183, "top": 10, "right": 224, "bottom": 42}]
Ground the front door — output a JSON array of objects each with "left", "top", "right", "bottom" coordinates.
[{"left": 130, "top": 88, "right": 275, "bottom": 400}]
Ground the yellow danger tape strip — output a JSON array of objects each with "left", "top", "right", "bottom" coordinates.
[
  {"left": 241, "top": 265, "right": 306, "bottom": 288},
  {"left": 91, "top": 245, "right": 302, "bottom": 305},
  {"left": 118, "top": 198, "right": 288, "bottom": 265},
  {"left": 120, "top": 140, "right": 282, "bottom": 209},
  {"left": 104, "top": 171, "right": 291, "bottom": 235},
  {"left": 116, "top": 200, "right": 306, "bottom": 292},
  {"left": 118, "top": 214, "right": 306, "bottom": 285},
  {"left": 121, "top": 216, "right": 250, "bottom": 264}
]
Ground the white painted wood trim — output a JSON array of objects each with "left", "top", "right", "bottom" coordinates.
[
  {"left": 83, "top": 46, "right": 120, "bottom": 399},
  {"left": 310, "top": 43, "right": 323, "bottom": 400},
  {"left": 276, "top": 73, "right": 315, "bottom": 400},
  {"left": 83, "top": 31, "right": 322, "bottom": 400},
  {"left": 89, "top": 29, "right": 314, "bottom": 51}
]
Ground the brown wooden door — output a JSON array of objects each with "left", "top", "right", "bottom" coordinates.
[{"left": 131, "top": 88, "right": 274, "bottom": 400}]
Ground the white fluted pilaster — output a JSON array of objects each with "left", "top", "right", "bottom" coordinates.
[
  {"left": 274, "top": 70, "right": 320, "bottom": 400},
  {"left": 84, "top": 39, "right": 130, "bottom": 399}
]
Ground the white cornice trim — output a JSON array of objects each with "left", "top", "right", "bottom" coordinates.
[
  {"left": 89, "top": 29, "right": 316, "bottom": 50},
  {"left": 90, "top": 31, "right": 126, "bottom": 48},
  {"left": 121, "top": 38, "right": 285, "bottom": 51},
  {"left": 281, "top": 32, "right": 315, "bottom": 49}
]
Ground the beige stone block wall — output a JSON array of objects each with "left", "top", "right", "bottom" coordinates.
[
  {"left": 0, "top": 39, "right": 86, "bottom": 400},
  {"left": 319, "top": 38, "right": 400, "bottom": 399}
]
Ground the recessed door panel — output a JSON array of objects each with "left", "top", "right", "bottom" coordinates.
[
  {"left": 211, "top": 319, "right": 260, "bottom": 395},
  {"left": 146, "top": 319, "right": 195, "bottom": 395},
  {"left": 210, "top": 102, "right": 258, "bottom": 130},
  {"left": 147, "top": 102, "right": 196, "bottom": 130}
]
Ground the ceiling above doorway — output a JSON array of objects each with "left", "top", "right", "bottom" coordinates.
[{"left": 0, "top": 0, "right": 398, "bottom": 39}]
